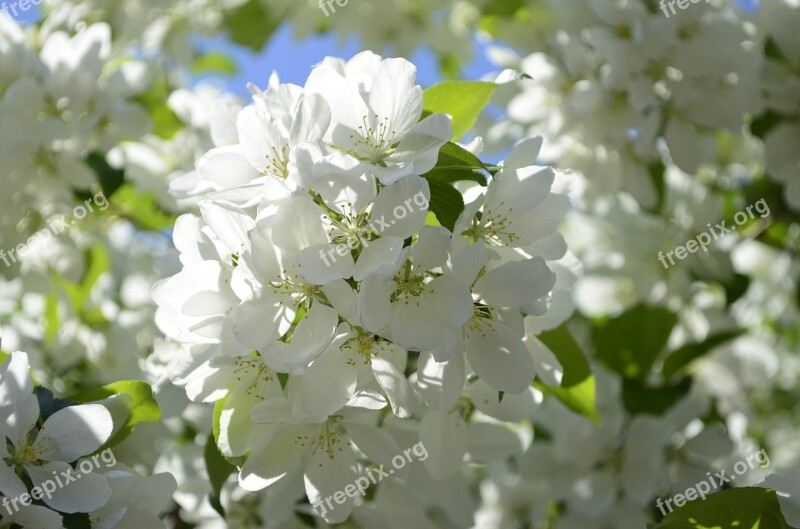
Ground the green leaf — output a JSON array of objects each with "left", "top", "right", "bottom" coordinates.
[
  {"left": 662, "top": 331, "right": 743, "bottom": 381},
  {"left": 50, "top": 244, "right": 110, "bottom": 326},
  {"left": 750, "top": 110, "right": 787, "bottom": 140},
  {"left": 622, "top": 377, "right": 691, "bottom": 416},
  {"left": 44, "top": 288, "right": 59, "bottom": 343},
  {"left": 224, "top": 0, "right": 281, "bottom": 51},
  {"left": 657, "top": 487, "right": 793, "bottom": 529},
  {"left": 425, "top": 211, "right": 441, "bottom": 227},
  {"left": 110, "top": 184, "right": 176, "bottom": 231},
  {"left": 213, "top": 396, "right": 225, "bottom": 443},
  {"left": 764, "top": 36, "right": 788, "bottom": 61},
  {"left": 85, "top": 152, "right": 125, "bottom": 197},
  {"left": 192, "top": 52, "right": 238, "bottom": 75},
  {"left": 205, "top": 433, "right": 236, "bottom": 517},
  {"left": 423, "top": 142, "right": 488, "bottom": 185},
  {"left": 594, "top": 305, "right": 677, "bottom": 380},
  {"left": 438, "top": 53, "right": 463, "bottom": 80},
  {"left": 423, "top": 81, "right": 497, "bottom": 139},
  {"left": 62, "top": 513, "right": 92, "bottom": 529},
  {"left": 722, "top": 273, "right": 751, "bottom": 305},
  {"left": 437, "top": 142, "right": 486, "bottom": 169},
  {"left": 72, "top": 381, "right": 161, "bottom": 447},
  {"left": 648, "top": 161, "right": 666, "bottom": 213},
  {"left": 482, "top": 0, "right": 526, "bottom": 16},
  {"left": 536, "top": 326, "right": 599, "bottom": 422},
  {"left": 35, "top": 386, "right": 78, "bottom": 421},
  {"left": 424, "top": 179, "right": 465, "bottom": 232},
  {"left": 133, "top": 77, "right": 183, "bottom": 140}
]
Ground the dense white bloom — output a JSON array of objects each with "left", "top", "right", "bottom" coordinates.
[
  {"left": 151, "top": 52, "right": 569, "bottom": 525},
  {"left": 0, "top": 353, "right": 113, "bottom": 523},
  {"left": 307, "top": 52, "right": 453, "bottom": 184}
]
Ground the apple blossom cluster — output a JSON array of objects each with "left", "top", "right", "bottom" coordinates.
[
  {"left": 0, "top": 352, "right": 177, "bottom": 529},
  {"left": 1, "top": 1, "right": 799, "bottom": 528},
  {"left": 153, "top": 51, "right": 570, "bottom": 523},
  {"left": 0, "top": 17, "right": 150, "bottom": 253},
  {"left": 756, "top": 0, "right": 800, "bottom": 210},
  {"left": 43, "top": 0, "right": 476, "bottom": 66},
  {"left": 459, "top": 1, "right": 800, "bottom": 527},
  {"left": 481, "top": 0, "right": 763, "bottom": 206}
]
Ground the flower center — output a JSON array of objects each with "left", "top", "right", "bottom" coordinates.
[
  {"left": 263, "top": 143, "right": 290, "bottom": 179},
  {"left": 324, "top": 203, "right": 372, "bottom": 250},
  {"left": 465, "top": 202, "right": 519, "bottom": 245},
  {"left": 233, "top": 356, "right": 275, "bottom": 400},
  {"left": 466, "top": 305, "right": 496, "bottom": 338},
  {"left": 349, "top": 114, "right": 398, "bottom": 163},
  {"left": 269, "top": 266, "right": 322, "bottom": 311},
  {"left": 312, "top": 418, "right": 345, "bottom": 460},
  {"left": 342, "top": 332, "right": 381, "bottom": 366}
]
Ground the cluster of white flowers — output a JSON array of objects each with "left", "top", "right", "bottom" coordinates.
[
  {"left": 153, "top": 51, "right": 570, "bottom": 523},
  {"left": 43, "top": 0, "right": 477, "bottom": 66},
  {"left": 0, "top": 18, "right": 149, "bottom": 247},
  {"left": 0, "top": 352, "right": 177, "bottom": 528},
  {"left": 1, "top": 1, "right": 799, "bottom": 528},
  {"left": 462, "top": 1, "right": 800, "bottom": 527},
  {"left": 757, "top": 0, "right": 800, "bottom": 210}
]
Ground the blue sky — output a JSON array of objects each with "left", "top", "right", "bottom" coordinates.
[{"left": 193, "top": 25, "right": 499, "bottom": 94}]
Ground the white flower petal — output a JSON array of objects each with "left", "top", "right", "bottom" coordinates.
[
  {"left": 295, "top": 331, "right": 359, "bottom": 418},
  {"left": 370, "top": 176, "right": 430, "bottom": 240},
  {"left": 237, "top": 106, "right": 290, "bottom": 177},
  {"left": 358, "top": 277, "right": 394, "bottom": 333},
  {"left": 474, "top": 257, "right": 556, "bottom": 308},
  {"left": 0, "top": 460, "right": 28, "bottom": 499},
  {"left": 466, "top": 321, "right": 535, "bottom": 394},
  {"left": 371, "top": 356, "right": 417, "bottom": 418},
  {"left": 261, "top": 303, "right": 338, "bottom": 372},
  {"left": 94, "top": 508, "right": 164, "bottom": 529},
  {"left": 298, "top": 243, "right": 355, "bottom": 285},
  {"left": 303, "top": 434, "right": 359, "bottom": 524},
  {"left": 419, "top": 410, "right": 467, "bottom": 480},
  {"left": 239, "top": 424, "right": 314, "bottom": 491},
  {"left": 369, "top": 58, "right": 423, "bottom": 141},
  {"left": 3, "top": 503, "right": 64, "bottom": 529},
  {"left": 344, "top": 422, "right": 407, "bottom": 479},
  {"left": 27, "top": 461, "right": 111, "bottom": 513},
  {"left": 0, "top": 352, "right": 39, "bottom": 444},
  {"left": 417, "top": 351, "right": 465, "bottom": 411},
  {"left": 290, "top": 93, "right": 331, "bottom": 145},
  {"left": 270, "top": 196, "right": 328, "bottom": 254},
  {"left": 465, "top": 422, "right": 523, "bottom": 463},
  {"left": 353, "top": 236, "right": 404, "bottom": 281},
  {"left": 505, "top": 136, "right": 544, "bottom": 171},
  {"left": 196, "top": 145, "right": 261, "bottom": 188},
  {"left": 36, "top": 404, "right": 113, "bottom": 462}
]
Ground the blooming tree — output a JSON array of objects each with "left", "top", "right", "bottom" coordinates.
[{"left": 1, "top": 1, "right": 799, "bottom": 528}]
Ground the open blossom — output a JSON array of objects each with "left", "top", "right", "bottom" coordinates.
[
  {"left": 306, "top": 52, "right": 453, "bottom": 184},
  {"left": 0, "top": 353, "right": 113, "bottom": 526},
  {"left": 152, "top": 52, "right": 569, "bottom": 524},
  {"left": 2, "top": 0, "right": 798, "bottom": 527}
]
